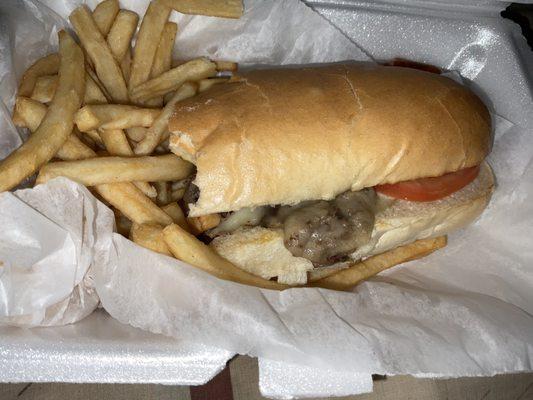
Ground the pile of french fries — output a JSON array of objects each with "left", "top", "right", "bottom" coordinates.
[{"left": 0, "top": 0, "right": 446, "bottom": 292}]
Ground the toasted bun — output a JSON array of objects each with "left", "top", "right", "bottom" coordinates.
[
  {"left": 169, "top": 63, "right": 491, "bottom": 216},
  {"left": 210, "top": 163, "right": 494, "bottom": 285}
]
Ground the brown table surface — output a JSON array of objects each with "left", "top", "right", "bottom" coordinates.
[{"left": 1, "top": 356, "right": 533, "bottom": 400}]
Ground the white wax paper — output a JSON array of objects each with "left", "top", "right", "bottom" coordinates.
[
  {"left": 1, "top": 0, "right": 533, "bottom": 398},
  {"left": 0, "top": 178, "right": 113, "bottom": 326}
]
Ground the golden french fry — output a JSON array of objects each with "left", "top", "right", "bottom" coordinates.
[
  {"left": 154, "top": 139, "right": 170, "bottom": 154},
  {"left": 115, "top": 210, "right": 133, "bottom": 236},
  {"left": 170, "top": 187, "right": 186, "bottom": 201},
  {"left": 145, "top": 22, "right": 178, "bottom": 107},
  {"left": 313, "top": 236, "right": 448, "bottom": 291},
  {"left": 158, "top": 0, "right": 243, "bottom": 19},
  {"left": 125, "top": 127, "right": 147, "bottom": 142},
  {"left": 100, "top": 109, "right": 161, "bottom": 130},
  {"left": 30, "top": 75, "right": 58, "bottom": 103},
  {"left": 37, "top": 154, "right": 194, "bottom": 186},
  {"left": 154, "top": 181, "right": 170, "bottom": 205},
  {"left": 129, "top": 1, "right": 171, "bottom": 92},
  {"left": 92, "top": 0, "right": 120, "bottom": 36},
  {"left": 14, "top": 96, "right": 47, "bottom": 131},
  {"left": 98, "top": 128, "right": 136, "bottom": 156},
  {"left": 151, "top": 22, "right": 177, "bottom": 79},
  {"left": 78, "top": 131, "right": 97, "bottom": 150},
  {"left": 84, "top": 73, "right": 108, "bottom": 104},
  {"left": 18, "top": 54, "right": 59, "bottom": 97},
  {"left": 215, "top": 60, "right": 238, "bottom": 72},
  {"left": 97, "top": 128, "right": 157, "bottom": 198},
  {"left": 96, "top": 182, "right": 173, "bottom": 225},
  {"left": 107, "top": 10, "right": 139, "bottom": 62},
  {"left": 0, "top": 31, "right": 85, "bottom": 192},
  {"left": 162, "top": 224, "right": 287, "bottom": 289},
  {"left": 70, "top": 5, "right": 128, "bottom": 103},
  {"left": 55, "top": 134, "right": 97, "bottom": 161},
  {"left": 130, "top": 223, "right": 171, "bottom": 256},
  {"left": 121, "top": 48, "right": 132, "bottom": 83},
  {"left": 163, "top": 91, "right": 175, "bottom": 104},
  {"left": 198, "top": 78, "right": 230, "bottom": 93},
  {"left": 85, "top": 64, "right": 111, "bottom": 100},
  {"left": 130, "top": 58, "right": 216, "bottom": 102},
  {"left": 14, "top": 53, "right": 60, "bottom": 124},
  {"left": 161, "top": 202, "right": 190, "bottom": 231},
  {"left": 74, "top": 105, "right": 161, "bottom": 132},
  {"left": 84, "top": 129, "right": 104, "bottom": 147},
  {"left": 14, "top": 97, "right": 96, "bottom": 161},
  {"left": 134, "top": 82, "right": 197, "bottom": 155},
  {"left": 187, "top": 214, "right": 221, "bottom": 235}
]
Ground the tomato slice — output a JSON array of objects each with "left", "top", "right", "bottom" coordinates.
[{"left": 375, "top": 166, "right": 480, "bottom": 202}]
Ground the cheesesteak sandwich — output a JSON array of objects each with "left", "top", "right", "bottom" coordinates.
[{"left": 168, "top": 63, "right": 494, "bottom": 287}]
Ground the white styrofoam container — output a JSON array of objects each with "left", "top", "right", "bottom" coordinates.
[{"left": 1, "top": 0, "right": 532, "bottom": 389}]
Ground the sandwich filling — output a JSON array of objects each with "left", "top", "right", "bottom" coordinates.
[{"left": 185, "top": 165, "right": 481, "bottom": 268}]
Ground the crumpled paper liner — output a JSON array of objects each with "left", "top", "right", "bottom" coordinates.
[{"left": 0, "top": 178, "right": 113, "bottom": 326}]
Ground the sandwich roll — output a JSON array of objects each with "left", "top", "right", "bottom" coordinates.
[
  {"left": 169, "top": 63, "right": 490, "bottom": 216},
  {"left": 168, "top": 63, "right": 493, "bottom": 288}
]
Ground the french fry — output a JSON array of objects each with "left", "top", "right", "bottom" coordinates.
[
  {"left": 84, "top": 61, "right": 156, "bottom": 197},
  {"left": 130, "top": 58, "right": 216, "bottom": 102},
  {"left": 96, "top": 182, "right": 173, "bottom": 225},
  {"left": 78, "top": 131, "right": 97, "bottom": 150},
  {"left": 215, "top": 60, "right": 238, "bottom": 72},
  {"left": 98, "top": 128, "right": 136, "bottom": 155},
  {"left": 154, "top": 181, "right": 170, "bottom": 205},
  {"left": 107, "top": 10, "right": 139, "bottom": 62},
  {"left": 17, "top": 53, "right": 59, "bottom": 97},
  {"left": 98, "top": 128, "right": 157, "bottom": 198},
  {"left": 84, "top": 64, "right": 111, "bottom": 101},
  {"left": 36, "top": 154, "right": 194, "bottom": 186},
  {"left": 187, "top": 214, "right": 221, "bottom": 235},
  {"left": 126, "top": 127, "right": 147, "bottom": 142},
  {"left": 115, "top": 210, "right": 133, "bottom": 236},
  {"left": 151, "top": 22, "right": 177, "bottom": 80},
  {"left": 14, "top": 96, "right": 47, "bottom": 131},
  {"left": 198, "top": 77, "right": 230, "bottom": 93},
  {"left": 74, "top": 105, "right": 161, "bottom": 132},
  {"left": 134, "top": 82, "right": 197, "bottom": 155},
  {"left": 84, "top": 73, "right": 108, "bottom": 104},
  {"left": 70, "top": 5, "right": 128, "bottom": 103},
  {"left": 14, "top": 53, "right": 60, "bottom": 124},
  {"left": 41, "top": 75, "right": 107, "bottom": 105},
  {"left": 121, "top": 48, "right": 132, "bottom": 83},
  {"left": 162, "top": 224, "right": 287, "bottom": 290},
  {"left": 129, "top": 1, "right": 171, "bottom": 92},
  {"left": 154, "top": 139, "right": 170, "bottom": 154},
  {"left": 92, "top": 0, "right": 120, "bottom": 37},
  {"left": 30, "top": 75, "right": 58, "bottom": 103},
  {"left": 312, "top": 236, "right": 448, "bottom": 291},
  {"left": 130, "top": 223, "right": 171, "bottom": 256},
  {"left": 158, "top": 0, "right": 243, "bottom": 19},
  {"left": 170, "top": 187, "right": 186, "bottom": 201},
  {"left": 163, "top": 91, "right": 175, "bottom": 104},
  {"left": 100, "top": 109, "right": 162, "bottom": 130},
  {"left": 84, "top": 129, "right": 104, "bottom": 147},
  {"left": 55, "top": 134, "right": 97, "bottom": 161},
  {"left": 146, "top": 22, "right": 178, "bottom": 107},
  {"left": 14, "top": 97, "right": 96, "bottom": 161},
  {"left": 0, "top": 31, "right": 85, "bottom": 192},
  {"left": 161, "top": 202, "right": 190, "bottom": 231}
]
